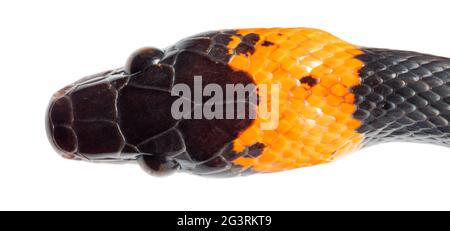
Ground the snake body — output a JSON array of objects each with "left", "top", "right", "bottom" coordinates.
[{"left": 46, "top": 28, "right": 450, "bottom": 177}]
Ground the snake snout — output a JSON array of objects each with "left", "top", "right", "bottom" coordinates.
[
  {"left": 46, "top": 70, "right": 130, "bottom": 162},
  {"left": 46, "top": 89, "right": 81, "bottom": 160}
]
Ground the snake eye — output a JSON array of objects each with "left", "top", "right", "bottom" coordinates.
[
  {"left": 125, "top": 47, "right": 164, "bottom": 74},
  {"left": 138, "top": 155, "right": 179, "bottom": 177}
]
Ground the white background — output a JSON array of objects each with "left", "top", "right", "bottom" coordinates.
[{"left": 0, "top": 0, "right": 449, "bottom": 211}]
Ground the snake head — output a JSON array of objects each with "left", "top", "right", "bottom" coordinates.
[
  {"left": 46, "top": 47, "right": 183, "bottom": 176},
  {"left": 47, "top": 43, "right": 259, "bottom": 177}
]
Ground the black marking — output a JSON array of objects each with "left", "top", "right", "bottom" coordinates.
[
  {"left": 235, "top": 43, "right": 256, "bottom": 56},
  {"left": 246, "top": 142, "right": 265, "bottom": 158},
  {"left": 235, "top": 33, "right": 260, "bottom": 56},
  {"left": 174, "top": 51, "right": 256, "bottom": 162},
  {"left": 241, "top": 33, "right": 260, "bottom": 45},
  {"left": 353, "top": 48, "right": 450, "bottom": 147},
  {"left": 300, "top": 76, "right": 318, "bottom": 87},
  {"left": 261, "top": 40, "right": 274, "bottom": 47}
]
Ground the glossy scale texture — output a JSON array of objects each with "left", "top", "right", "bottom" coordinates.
[{"left": 46, "top": 28, "right": 450, "bottom": 177}]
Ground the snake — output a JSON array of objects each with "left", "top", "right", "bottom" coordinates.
[{"left": 46, "top": 28, "right": 450, "bottom": 177}]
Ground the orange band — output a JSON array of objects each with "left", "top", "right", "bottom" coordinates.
[{"left": 226, "top": 28, "right": 365, "bottom": 172}]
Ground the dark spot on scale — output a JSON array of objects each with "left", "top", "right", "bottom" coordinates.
[
  {"left": 277, "top": 33, "right": 283, "bottom": 36},
  {"left": 242, "top": 33, "right": 260, "bottom": 45},
  {"left": 235, "top": 43, "right": 255, "bottom": 56},
  {"left": 246, "top": 142, "right": 265, "bottom": 158},
  {"left": 234, "top": 33, "right": 260, "bottom": 56},
  {"left": 300, "top": 76, "right": 318, "bottom": 87},
  {"left": 261, "top": 40, "right": 274, "bottom": 47}
]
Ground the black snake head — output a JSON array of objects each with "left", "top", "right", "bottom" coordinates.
[{"left": 46, "top": 47, "right": 183, "bottom": 176}]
